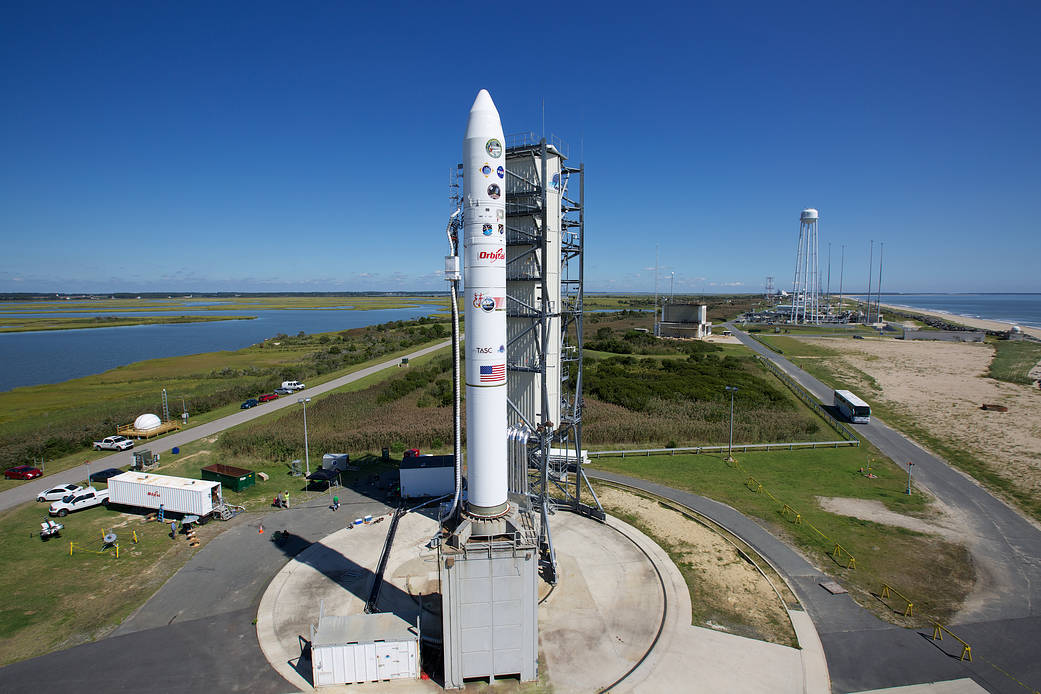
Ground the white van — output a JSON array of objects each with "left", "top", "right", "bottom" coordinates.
[{"left": 281, "top": 380, "right": 306, "bottom": 391}]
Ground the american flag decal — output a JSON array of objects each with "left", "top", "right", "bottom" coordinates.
[{"left": 480, "top": 364, "right": 506, "bottom": 382}]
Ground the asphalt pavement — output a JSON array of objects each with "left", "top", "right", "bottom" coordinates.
[
  {"left": 0, "top": 340, "right": 449, "bottom": 514},
  {"left": 720, "top": 323, "right": 1041, "bottom": 692}
]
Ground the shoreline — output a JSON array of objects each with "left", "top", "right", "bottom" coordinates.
[{"left": 875, "top": 301, "right": 1041, "bottom": 340}]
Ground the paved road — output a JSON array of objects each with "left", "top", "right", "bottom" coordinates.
[
  {"left": 0, "top": 340, "right": 450, "bottom": 514},
  {"left": 727, "top": 324, "right": 1041, "bottom": 622},
  {"left": 0, "top": 471, "right": 397, "bottom": 694},
  {"left": 588, "top": 470, "right": 1037, "bottom": 694},
  {"left": 719, "top": 324, "right": 1041, "bottom": 692}
]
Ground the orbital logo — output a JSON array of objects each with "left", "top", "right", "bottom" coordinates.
[
  {"left": 478, "top": 248, "right": 505, "bottom": 262},
  {"left": 473, "top": 292, "right": 505, "bottom": 312}
]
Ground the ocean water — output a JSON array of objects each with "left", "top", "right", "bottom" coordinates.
[{"left": 854, "top": 294, "right": 1041, "bottom": 329}]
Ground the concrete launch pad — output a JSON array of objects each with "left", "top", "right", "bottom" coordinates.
[{"left": 256, "top": 509, "right": 814, "bottom": 692}]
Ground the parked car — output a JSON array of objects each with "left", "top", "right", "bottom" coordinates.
[
  {"left": 89, "top": 468, "right": 124, "bottom": 484},
  {"left": 37, "top": 484, "right": 83, "bottom": 502},
  {"left": 258, "top": 393, "right": 279, "bottom": 403},
  {"left": 853, "top": 335, "right": 864, "bottom": 340},
  {"left": 4, "top": 465, "right": 43, "bottom": 480},
  {"left": 281, "top": 380, "right": 306, "bottom": 392},
  {"left": 241, "top": 398, "right": 259, "bottom": 409},
  {"left": 274, "top": 388, "right": 292, "bottom": 395},
  {"left": 93, "top": 435, "right": 134, "bottom": 451},
  {"left": 49, "top": 487, "right": 109, "bottom": 517}
]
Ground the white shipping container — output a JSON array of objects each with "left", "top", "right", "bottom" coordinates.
[
  {"left": 322, "top": 453, "right": 349, "bottom": 471},
  {"left": 311, "top": 614, "right": 418, "bottom": 686},
  {"left": 108, "top": 472, "right": 222, "bottom": 516}
]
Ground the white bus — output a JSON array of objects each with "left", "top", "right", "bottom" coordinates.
[{"left": 834, "top": 389, "right": 871, "bottom": 424}]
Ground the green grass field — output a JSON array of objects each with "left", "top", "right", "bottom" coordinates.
[
  {"left": 988, "top": 340, "right": 1041, "bottom": 385},
  {"left": 0, "top": 318, "right": 450, "bottom": 487},
  {"left": 0, "top": 315, "right": 252, "bottom": 333},
  {"left": 589, "top": 448, "right": 973, "bottom": 626}
]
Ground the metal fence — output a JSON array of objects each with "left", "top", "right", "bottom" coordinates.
[
  {"left": 755, "top": 356, "right": 861, "bottom": 443},
  {"left": 588, "top": 439, "right": 858, "bottom": 459}
]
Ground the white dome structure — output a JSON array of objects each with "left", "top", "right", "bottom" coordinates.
[{"left": 134, "top": 413, "right": 162, "bottom": 431}]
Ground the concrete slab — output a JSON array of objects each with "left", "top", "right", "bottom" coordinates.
[{"left": 256, "top": 508, "right": 818, "bottom": 692}]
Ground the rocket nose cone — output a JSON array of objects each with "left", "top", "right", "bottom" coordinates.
[
  {"left": 470, "top": 89, "right": 496, "bottom": 113},
  {"left": 465, "top": 89, "right": 503, "bottom": 140}
]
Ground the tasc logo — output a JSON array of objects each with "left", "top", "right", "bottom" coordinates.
[
  {"left": 478, "top": 248, "right": 505, "bottom": 262},
  {"left": 474, "top": 347, "right": 493, "bottom": 354}
]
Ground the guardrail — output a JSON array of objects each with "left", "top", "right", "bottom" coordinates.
[
  {"left": 881, "top": 583, "right": 914, "bottom": 616},
  {"left": 931, "top": 622, "right": 971, "bottom": 661},
  {"left": 587, "top": 440, "right": 858, "bottom": 459},
  {"left": 756, "top": 356, "right": 860, "bottom": 443}
]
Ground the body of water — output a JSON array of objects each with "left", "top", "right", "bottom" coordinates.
[
  {"left": 853, "top": 294, "right": 1041, "bottom": 329},
  {"left": 0, "top": 306, "right": 437, "bottom": 391}
]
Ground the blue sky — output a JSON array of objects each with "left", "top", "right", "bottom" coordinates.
[{"left": 2, "top": 1, "right": 1039, "bottom": 294}]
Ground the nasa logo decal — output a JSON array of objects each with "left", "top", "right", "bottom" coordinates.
[
  {"left": 486, "top": 139, "right": 502, "bottom": 158},
  {"left": 497, "top": 165, "right": 504, "bottom": 179},
  {"left": 482, "top": 224, "right": 493, "bottom": 236},
  {"left": 481, "top": 164, "right": 492, "bottom": 176},
  {"left": 487, "top": 183, "right": 501, "bottom": 200}
]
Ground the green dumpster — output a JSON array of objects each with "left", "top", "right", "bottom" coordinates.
[{"left": 201, "top": 463, "right": 256, "bottom": 492}]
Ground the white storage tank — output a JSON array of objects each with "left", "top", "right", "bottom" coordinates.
[
  {"left": 134, "top": 413, "right": 162, "bottom": 431},
  {"left": 310, "top": 613, "right": 419, "bottom": 686},
  {"left": 108, "top": 472, "right": 222, "bottom": 516}
]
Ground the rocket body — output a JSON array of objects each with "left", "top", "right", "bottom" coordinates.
[{"left": 463, "top": 90, "right": 509, "bottom": 517}]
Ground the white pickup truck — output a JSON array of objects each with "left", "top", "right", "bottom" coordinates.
[
  {"left": 49, "top": 487, "right": 110, "bottom": 517},
  {"left": 93, "top": 435, "right": 134, "bottom": 451}
]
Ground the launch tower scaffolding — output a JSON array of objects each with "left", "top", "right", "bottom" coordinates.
[{"left": 504, "top": 134, "right": 604, "bottom": 585}]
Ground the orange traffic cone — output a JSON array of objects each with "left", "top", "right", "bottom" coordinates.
[{"left": 259, "top": 524, "right": 264, "bottom": 534}]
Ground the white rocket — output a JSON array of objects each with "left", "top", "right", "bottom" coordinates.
[{"left": 463, "top": 89, "right": 509, "bottom": 518}]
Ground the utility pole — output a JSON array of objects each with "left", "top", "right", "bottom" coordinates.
[
  {"left": 298, "top": 397, "right": 312, "bottom": 476},
  {"left": 839, "top": 244, "right": 845, "bottom": 309},
  {"left": 866, "top": 240, "right": 874, "bottom": 324},
  {"left": 654, "top": 245, "right": 659, "bottom": 336},
  {"left": 906, "top": 461, "right": 914, "bottom": 494},
  {"left": 875, "top": 242, "right": 884, "bottom": 324},
  {"left": 725, "top": 386, "right": 739, "bottom": 462},
  {"left": 670, "top": 272, "right": 675, "bottom": 303}
]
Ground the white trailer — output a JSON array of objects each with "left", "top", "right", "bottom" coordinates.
[
  {"left": 311, "top": 613, "right": 418, "bottom": 686},
  {"left": 399, "top": 454, "right": 454, "bottom": 499},
  {"left": 107, "top": 472, "right": 223, "bottom": 517}
]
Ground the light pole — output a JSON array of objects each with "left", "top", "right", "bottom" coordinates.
[
  {"left": 906, "top": 461, "right": 914, "bottom": 494},
  {"left": 725, "top": 386, "right": 739, "bottom": 461},
  {"left": 298, "top": 397, "right": 312, "bottom": 476}
]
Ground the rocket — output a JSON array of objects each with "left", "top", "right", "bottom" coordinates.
[{"left": 463, "top": 89, "right": 509, "bottom": 519}]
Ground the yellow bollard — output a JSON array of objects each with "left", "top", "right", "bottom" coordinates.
[{"left": 115, "top": 544, "right": 119, "bottom": 559}]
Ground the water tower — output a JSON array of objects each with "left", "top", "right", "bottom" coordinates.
[{"left": 791, "top": 208, "right": 820, "bottom": 324}]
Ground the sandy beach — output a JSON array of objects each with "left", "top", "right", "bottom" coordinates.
[
  {"left": 801, "top": 337, "right": 1041, "bottom": 500},
  {"left": 877, "top": 301, "right": 1041, "bottom": 340}
]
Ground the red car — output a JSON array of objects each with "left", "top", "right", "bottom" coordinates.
[
  {"left": 259, "top": 393, "right": 279, "bottom": 403},
  {"left": 4, "top": 465, "right": 43, "bottom": 480}
]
